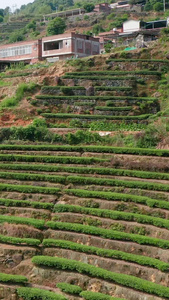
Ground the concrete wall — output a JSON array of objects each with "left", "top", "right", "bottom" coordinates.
[{"left": 123, "top": 20, "right": 141, "bottom": 32}]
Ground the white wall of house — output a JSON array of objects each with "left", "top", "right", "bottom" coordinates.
[{"left": 123, "top": 20, "right": 141, "bottom": 32}]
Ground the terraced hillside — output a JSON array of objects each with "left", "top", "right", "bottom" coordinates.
[
  {"left": 0, "top": 144, "right": 169, "bottom": 300},
  {"left": 33, "top": 58, "right": 169, "bottom": 129}
]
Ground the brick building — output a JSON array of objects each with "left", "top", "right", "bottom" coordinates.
[
  {"left": 94, "top": 3, "right": 111, "bottom": 13},
  {"left": 0, "top": 32, "right": 100, "bottom": 64},
  {"left": 42, "top": 32, "right": 100, "bottom": 62},
  {"left": 0, "top": 39, "right": 42, "bottom": 63}
]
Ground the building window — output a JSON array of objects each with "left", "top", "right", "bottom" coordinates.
[
  {"left": 0, "top": 45, "right": 32, "bottom": 58},
  {"left": 77, "top": 40, "right": 83, "bottom": 50},
  {"left": 93, "top": 44, "right": 99, "bottom": 52},
  {"left": 43, "top": 40, "right": 63, "bottom": 51}
]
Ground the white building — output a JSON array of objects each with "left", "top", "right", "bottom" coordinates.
[{"left": 123, "top": 20, "right": 141, "bottom": 33}]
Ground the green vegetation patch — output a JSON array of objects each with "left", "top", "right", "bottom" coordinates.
[
  {"left": 95, "top": 106, "right": 132, "bottom": 111},
  {"left": 0, "top": 154, "right": 106, "bottom": 164},
  {"left": 54, "top": 204, "right": 169, "bottom": 229},
  {"left": 0, "top": 214, "right": 45, "bottom": 229},
  {"left": 57, "top": 282, "right": 82, "bottom": 295},
  {"left": 65, "top": 189, "right": 169, "bottom": 210},
  {"left": 42, "top": 113, "right": 151, "bottom": 120},
  {"left": 17, "top": 287, "right": 67, "bottom": 300},
  {"left": 46, "top": 221, "right": 169, "bottom": 249},
  {"left": 66, "top": 175, "right": 169, "bottom": 193},
  {"left": 0, "top": 145, "right": 169, "bottom": 156},
  {"left": 0, "top": 183, "right": 60, "bottom": 194},
  {"left": 43, "top": 239, "right": 169, "bottom": 271},
  {"left": 0, "top": 197, "right": 53, "bottom": 209},
  {"left": 80, "top": 291, "right": 126, "bottom": 300},
  {"left": 0, "top": 273, "right": 28, "bottom": 284},
  {"left": 64, "top": 71, "right": 161, "bottom": 76},
  {"left": 32, "top": 256, "right": 169, "bottom": 298},
  {"left": 0, "top": 234, "right": 40, "bottom": 246}
]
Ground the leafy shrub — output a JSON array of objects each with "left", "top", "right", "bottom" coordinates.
[
  {"left": 0, "top": 83, "right": 38, "bottom": 108},
  {"left": 0, "top": 273, "right": 27, "bottom": 284},
  {"left": 0, "top": 183, "right": 60, "bottom": 195},
  {"left": 47, "top": 17, "right": 66, "bottom": 35},
  {"left": 0, "top": 234, "right": 40, "bottom": 246},
  {"left": 0, "top": 197, "right": 53, "bottom": 210},
  {"left": 80, "top": 291, "right": 125, "bottom": 300},
  {"left": 57, "top": 282, "right": 82, "bottom": 295},
  {"left": 0, "top": 215, "right": 45, "bottom": 229},
  {"left": 17, "top": 287, "right": 67, "bottom": 300},
  {"left": 83, "top": 3, "right": 95, "bottom": 12},
  {"left": 153, "top": 2, "right": 163, "bottom": 10}
]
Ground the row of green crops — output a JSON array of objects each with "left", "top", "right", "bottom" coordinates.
[
  {"left": 1, "top": 144, "right": 168, "bottom": 156},
  {"left": 0, "top": 154, "right": 106, "bottom": 164},
  {"left": 57, "top": 283, "right": 126, "bottom": 299},
  {"left": 36, "top": 95, "right": 156, "bottom": 101},
  {"left": 54, "top": 204, "right": 169, "bottom": 229},
  {"left": 0, "top": 171, "right": 65, "bottom": 183},
  {"left": 2, "top": 214, "right": 169, "bottom": 248},
  {"left": 46, "top": 221, "right": 169, "bottom": 249},
  {"left": 95, "top": 106, "right": 131, "bottom": 111},
  {"left": 57, "top": 283, "right": 82, "bottom": 295},
  {"left": 0, "top": 183, "right": 60, "bottom": 194},
  {"left": 42, "top": 113, "right": 151, "bottom": 120},
  {"left": 31, "top": 256, "right": 169, "bottom": 298},
  {"left": 80, "top": 291, "right": 126, "bottom": 300},
  {"left": 95, "top": 86, "right": 132, "bottom": 91},
  {"left": 0, "top": 214, "right": 45, "bottom": 229},
  {"left": 0, "top": 197, "right": 54, "bottom": 209},
  {"left": 66, "top": 175, "right": 169, "bottom": 193},
  {"left": 17, "top": 287, "right": 67, "bottom": 300},
  {"left": 0, "top": 172, "right": 168, "bottom": 193},
  {"left": 64, "top": 70, "right": 161, "bottom": 76},
  {"left": 106, "top": 58, "right": 169, "bottom": 63},
  {"left": 62, "top": 75, "right": 135, "bottom": 80},
  {"left": 43, "top": 239, "right": 169, "bottom": 271},
  {"left": 0, "top": 273, "right": 27, "bottom": 284},
  {"left": 0, "top": 234, "right": 40, "bottom": 246},
  {"left": 1, "top": 163, "right": 168, "bottom": 180},
  {"left": 65, "top": 189, "right": 169, "bottom": 210}
]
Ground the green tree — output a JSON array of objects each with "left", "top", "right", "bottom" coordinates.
[
  {"left": 144, "top": 1, "right": 152, "bottom": 11},
  {"left": 26, "top": 20, "right": 36, "bottom": 31},
  {"left": 92, "top": 24, "right": 105, "bottom": 35},
  {"left": 0, "top": 16, "right": 3, "bottom": 23},
  {"left": 83, "top": 3, "right": 95, "bottom": 12},
  {"left": 104, "top": 41, "right": 113, "bottom": 53},
  {"left": 8, "top": 31, "right": 25, "bottom": 43},
  {"left": 153, "top": 2, "right": 163, "bottom": 10},
  {"left": 0, "top": 9, "right": 4, "bottom": 17},
  {"left": 47, "top": 17, "right": 66, "bottom": 35}
]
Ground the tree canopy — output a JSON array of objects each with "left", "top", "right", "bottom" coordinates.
[{"left": 47, "top": 17, "right": 66, "bottom": 35}]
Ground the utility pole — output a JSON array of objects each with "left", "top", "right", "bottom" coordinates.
[{"left": 163, "top": 0, "right": 165, "bottom": 12}]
